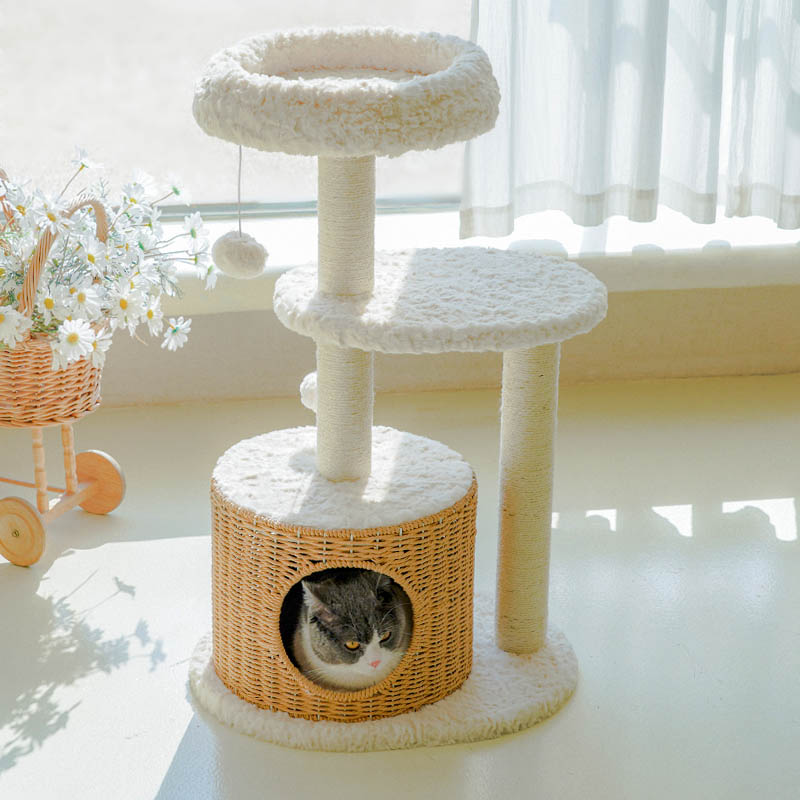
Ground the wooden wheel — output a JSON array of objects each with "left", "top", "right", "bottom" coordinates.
[
  {"left": 75, "top": 451, "right": 126, "bottom": 515},
  {"left": 0, "top": 497, "right": 45, "bottom": 566}
]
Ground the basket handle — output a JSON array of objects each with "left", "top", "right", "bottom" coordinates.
[{"left": 18, "top": 197, "right": 109, "bottom": 317}]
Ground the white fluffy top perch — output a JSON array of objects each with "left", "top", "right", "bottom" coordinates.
[{"left": 192, "top": 27, "right": 500, "bottom": 157}]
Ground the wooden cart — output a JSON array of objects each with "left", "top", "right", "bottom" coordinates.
[
  {"left": 0, "top": 425, "right": 125, "bottom": 566},
  {"left": 0, "top": 180, "right": 125, "bottom": 567}
]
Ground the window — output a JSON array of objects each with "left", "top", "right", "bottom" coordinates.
[{"left": 1, "top": 1, "right": 471, "bottom": 214}]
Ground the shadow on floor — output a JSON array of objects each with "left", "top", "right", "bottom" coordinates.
[{"left": 0, "top": 565, "right": 166, "bottom": 774}]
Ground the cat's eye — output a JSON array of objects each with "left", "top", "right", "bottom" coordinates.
[
  {"left": 344, "top": 640, "right": 360, "bottom": 650},
  {"left": 380, "top": 631, "right": 391, "bottom": 643}
]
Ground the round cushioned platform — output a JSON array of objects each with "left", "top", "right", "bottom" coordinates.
[
  {"left": 189, "top": 592, "right": 578, "bottom": 751},
  {"left": 274, "top": 248, "right": 608, "bottom": 354},
  {"left": 193, "top": 28, "right": 500, "bottom": 157},
  {"left": 212, "top": 425, "right": 474, "bottom": 529}
]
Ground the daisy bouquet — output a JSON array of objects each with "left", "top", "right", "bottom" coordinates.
[{"left": 0, "top": 150, "right": 215, "bottom": 372}]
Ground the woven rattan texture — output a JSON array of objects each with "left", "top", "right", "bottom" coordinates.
[
  {"left": 211, "top": 476, "right": 477, "bottom": 723},
  {"left": 0, "top": 335, "right": 101, "bottom": 428}
]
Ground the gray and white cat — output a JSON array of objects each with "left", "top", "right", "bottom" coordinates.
[{"left": 283, "top": 568, "right": 412, "bottom": 691}]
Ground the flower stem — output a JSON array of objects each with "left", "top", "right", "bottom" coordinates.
[{"left": 57, "top": 166, "right": 84, "bottom": 200}]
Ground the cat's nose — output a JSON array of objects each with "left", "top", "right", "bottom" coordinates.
[{"left": 369, "top": 659, "right": 381, "bottom": 669}]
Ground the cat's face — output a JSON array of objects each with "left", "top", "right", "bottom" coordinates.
[{"left": 299, "top": 569, "right": 412, "bottom": 690}]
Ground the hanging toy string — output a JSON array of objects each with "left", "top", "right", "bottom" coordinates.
[{"left": 210, "top": 144, "right": 268, "bottom": 279}]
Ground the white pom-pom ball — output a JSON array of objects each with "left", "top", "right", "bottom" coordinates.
[
  {"left": 300, "top": 371, "right": 317, "bottom": 413},
  {"left": 212, "top": 231, "right": 268, "bottom": 278}
]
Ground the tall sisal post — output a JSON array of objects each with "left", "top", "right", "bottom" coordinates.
[
  {"left": 315, "top": 156, "right": 375, "bottom": 481},
  {"left": 496, "top": 343, "right": 560, "bottom": 653}
]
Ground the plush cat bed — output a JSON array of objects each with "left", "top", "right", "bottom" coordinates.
[
  {"left": 189, "top": 592, "right": 578, "bottom": 751},
  {"left": 212, "top": 425, "right": 474, "bottom": 529},
  {"left": 192, "top": 28, "right": 500, "bottom": 157}
]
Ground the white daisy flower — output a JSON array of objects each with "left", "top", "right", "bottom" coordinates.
[
  {"left": 165, "top": 174, "right": 191, "bottom": 205},
  {"left": 118, "top": 235, "right": 145, "bottom": 268},
  {"left": 183, "top": 212, "right": 207, "bottom": 243},
  {"left": 127, "top": 272, "right": 149, "bottom": 294},
  {"left": 0, "top": 305, "right": 32, "bottom": 347},
  {"left": 108, "top": 278, "right": 143, "bottom": 332},
  {"left": 81, "top": 238, "right": 107, "bottom": 276},
  {"left": 56, "top": 318, "right": 94, "bottom": 363},
  {"left": 89, "top": 328, "right": 113, "bottom": 369},
  {"left": 122, "top": 181, "right": 147, "bottom": 207},
  {"left": 71, "top": 147, "right": 102, "bottom": 171},
  {"left": 130, "top": 169, "right": 157, "bottom": 198},
  {"left": 143, "top": 296, "right": 164, "bottom": 335},
  {"left": 135, "top": 228, "right": 158, "bottom": 253},
  {"left": 32, "top": 193, "right": 67, "bottom": 235},
  {"left": 36, "top": 286, "right": 68, "bottom": 324},
  {"left": 204, "top": 265, "right": 218, "bottom": 291},
  {"left": 70, "top": 285, "right": 103, "bottom": 321},
  {"left": 161, "top": 316, "right": 191, "bottom": 351},
  {"left": 136, "top": 259, "right": 161, "bottom": 287},
  {"left": 144, "top": 206, "right": 164, "bottom": 238},
  {"left": 5, "top": 183, "right": 31, "bottom": 219}
]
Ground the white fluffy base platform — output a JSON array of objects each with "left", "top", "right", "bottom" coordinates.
[{"left": 188, "top": 593, "right": 578, "bottom": 752}]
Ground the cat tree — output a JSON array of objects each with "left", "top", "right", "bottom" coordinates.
[{"left": 190, "top": 28, "right": 607, "bottom": 750}]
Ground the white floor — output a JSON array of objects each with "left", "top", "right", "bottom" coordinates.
[{"left": 1, "top": 375, "right": 799, "bottom": 800}]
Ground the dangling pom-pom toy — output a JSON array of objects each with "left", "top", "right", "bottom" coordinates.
[
  {"left": 212, "top": 146, "right": 268, "bottom": 279},
  {"left": 300, "top": 371, "right": 317, "bottom": 413},
  {"left": 212, "top": 231, "right": 267, "bottom": 278}
]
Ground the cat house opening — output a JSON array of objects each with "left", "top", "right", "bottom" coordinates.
[{"left": 279, "top": 567, "right": 413, "bottom": 692}]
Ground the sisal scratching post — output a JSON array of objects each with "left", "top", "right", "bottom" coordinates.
[
  {"left": 315, "top": 343, "right": 373, "bottom": 481},
  {"left": 496, "top": 344, "right": 560, "bottom": 654},
  {"left": 315, "top": 156, "right": 375, "bottom": 481}
]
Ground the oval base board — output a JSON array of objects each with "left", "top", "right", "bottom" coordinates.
[{"left": 189, "top": 592, "right": 578, "bottom": 752}]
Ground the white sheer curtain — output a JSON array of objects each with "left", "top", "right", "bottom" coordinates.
[{"left": 461, "top": 0, "right": 800, "bottom": 238}]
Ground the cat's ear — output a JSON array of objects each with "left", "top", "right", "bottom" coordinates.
[
  {"left": 302, "top": 580, "right": 335, "bottom": 624},
  {"left": 374, "top": 572, "right": 394, "bottom": 598}
]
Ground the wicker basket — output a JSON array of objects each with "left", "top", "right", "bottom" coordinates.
[
  {"left": 211, "top": 476, "right": 478, "bottom": 723},
  {"left": 0, "top": 179, "right": 107, "bottom": 429}
]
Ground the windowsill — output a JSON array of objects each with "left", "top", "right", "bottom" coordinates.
[{"left": 163, "top": 208, "right": 800, "bottom": 317}]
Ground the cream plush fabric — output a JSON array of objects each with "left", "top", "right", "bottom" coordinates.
[
  {"left": 274, "top": 248, "right": 608, "bottom": 354},
  {"left": 192, "top": 28, "right": 500, "bottom": 157},
  {"left": 212, "top": 425, "right": 474, "bottom": 529},
  {"left": 189, "top": 592, "right": 578, "bottom": 752}
]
